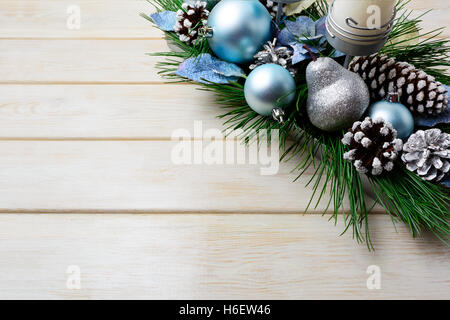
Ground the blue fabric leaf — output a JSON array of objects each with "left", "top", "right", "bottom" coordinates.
[
  {"left": 278, "top": 16, "right": 329, "bottom": 64},
  {"left": 150, "top": 11, "right": 177, "bottom": 31},
  {"left": 315, "top": 15, "right": 327, "bottom": 36},
  {"left": 175, "top": 54, "right": 245, "bottom": 84},
  {"left": 277, "top": 28, "right": 296, "bottom": 46},
  {"left": 415, "top": 85, "right": 450, "bottom": 127},
  {"left": 285, "top": 16, "right": 316, "bottom": 38}
]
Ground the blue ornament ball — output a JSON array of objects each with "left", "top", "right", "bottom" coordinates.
[
  {"left": 207, "top": 0, "right": 273, "bottom": 64},
  {"left": 244, "top": 64, "right": 296, "bottom": 116},
  {"left": 367, "top": 100, "right": 415, "bottom": 140}
]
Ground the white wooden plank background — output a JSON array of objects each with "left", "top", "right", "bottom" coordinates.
[
  {"left": 0, "top": 0, "right": 448, "bottom": 299},
  {"left": 0, "top": 214, "right": 448, "bottom": 300}
]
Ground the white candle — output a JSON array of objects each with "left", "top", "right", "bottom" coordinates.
[
  {"left": 326, "top": 0, "right": 396, "bottom": 55},
  {"left": 331, "top": 0, "right": 396, "bottom": 38}
]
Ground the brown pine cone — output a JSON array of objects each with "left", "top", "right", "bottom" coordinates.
[
  {"left": 349, "top": 55, "right": 448, "bottom": 116},
  {"left": 342, "top": 117, "right": 403, "bottom": 176},
  {"left": 174, "top": 1, "right": 209, "bottom": 45}
]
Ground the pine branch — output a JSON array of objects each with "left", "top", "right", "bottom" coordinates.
[{"left": 143, "top": 0, "right": 450, "bottom": 249}]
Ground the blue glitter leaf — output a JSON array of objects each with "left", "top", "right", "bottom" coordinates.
[
  {"left": 315, "top": 15, "right": 327, "bottom": 36},
  {"left": 150, "top": 11, "right": 177, "bottom": 31},
  {"left": 175, "top": 54, "right": 245, "bottom": 84},
  {"left": 277, "top": 28, "right": 296, "bottom": 46},
  {"left": 285, "top": 16, "right": 316, "bottom": 38},
  {"left": 415, "top": 85, "right": 450, "bottom": 127}
]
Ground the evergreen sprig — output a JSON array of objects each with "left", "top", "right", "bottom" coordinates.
[{"left": 144, "top": 0, "right": 450, "bottom": 249}]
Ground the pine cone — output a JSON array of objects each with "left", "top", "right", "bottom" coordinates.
[
  {"left": 349, "top": 55, "right": 448, "bottom": 116},
  {"left": 174, "top": 1, "right": 209, "bottom": 45},
  {"left": 342, "top": 117, "right": 403, "bottom": 176},
  {"left": 259, "top": 0, "right": 285, "bottom": 18},
  {"left": 402, "top": 129, "right": 450, "bottom": 182},
  {"left": 249, "top": 39, "right": 296, "bottom": 76}
]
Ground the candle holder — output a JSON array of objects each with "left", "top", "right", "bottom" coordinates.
[{"left": 325, "top": 0, "right": 396, "bottom": 57}]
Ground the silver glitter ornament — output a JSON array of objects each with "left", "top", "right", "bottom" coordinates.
[{"left": 306, "top": 57, "right": 370, "bottom": 132}]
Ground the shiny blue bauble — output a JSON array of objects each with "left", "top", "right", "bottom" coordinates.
[
  {"left": 207, "top": 0, "right": 273, "bottom": 64},
  {"left": 367, "top": 100, "right": 415, "bottom": 140},
  {"left": 244, "top": 64, "right": 296, "bottom": 116}
]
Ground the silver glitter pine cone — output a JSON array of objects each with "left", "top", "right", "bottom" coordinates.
[
  {"left": 402, "top": 129, "right": 450, "bottom": 182},
  {"left": 349, "top": 54, "right": 448, "bottom": 116},
  {"left": 249, "top": 39, "right": 296, "bottom": 76},
  {"left": 174, "top": 1, "right": 209, "bottom": 44},
  {"left": 342, "top": 117, "right": 403, "bottom": 176}
]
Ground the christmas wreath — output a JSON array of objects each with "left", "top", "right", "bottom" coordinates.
[{"left": 143, "top": 0, "right": 449, "bottom": 249}]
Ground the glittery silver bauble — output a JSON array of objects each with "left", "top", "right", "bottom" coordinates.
[
  {"left": 244, "top": 64, "right": 296, "bottom": 116},
  {"left": 367, "top": 99, "right": 414, "bottom": 140},
  {"left": 306, "top": 57, "right": 370, "bottom": 132},
  {"left": 207, "top": 0, "right": 273, "bottom": 64}
]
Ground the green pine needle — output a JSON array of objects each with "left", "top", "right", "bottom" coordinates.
[{"left": 143, "top": 0, "right": 450, "bottom": 249}]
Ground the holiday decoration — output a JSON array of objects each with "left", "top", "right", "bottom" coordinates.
[
  {"left": 277, "top": 16, "right": 344, "bottom": 64},
  {"left": 260, "top": 0, "right": 286, "bottom": 18},
  {"left": 244, "top": 64, "right": 296, "bottom": 117},
  {"left": 206, "top": 0, "right": 273, "bottom": 64},
  {"left": 285, "top": 0, "right": 319, "bottom": 17},
  {"left": 349, "top": 55, "right": 449, "bottom": 116},
  {"left": 326, "top": 0, "right": 396, "bottom": 57},
  {"left": 199, "top": 0, "right": 220, "bottom": 10},
  {"left": 145, "top": 0, "right": 450, "bottom": 249},
  {"left": 175, "top": 53, "right": 244, "bottom": 84},
  {"left": 306, "top": 56, "right": 370, "bottom": 132},
  {"left": 150, "top": 11, "right": 178, "bottom": 31},
  {"left": 342, "top": 117, "right": 403, "bottom": 176},
  {"left": 402, "top": 129, "right": 450, "bottom": 182},
  {"left": 367, "top": 93, "right": 414, "bottom": 140},
  {"left": 174, "top": 1, "right": 210, "bottom": 44},
  {"left": 249, "top": 39, "right": 296, "bottom": 76}
]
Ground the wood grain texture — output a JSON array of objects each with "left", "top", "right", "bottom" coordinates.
[
  {"left": 0, "top": 214, "right": 448, "bottom": 300},
  {"left": 0, "top": 0, "right": 448, "bottom": 300},
  {"left": 0, "top": 85, "right": 222, "bottom": 138},
  {"left": 0, "top": 0, "right": 162, "bottom": 39},
  {"left": 0, "top": 140, "right": 382, "bottom": 213},
  {"left": 0, "top": 39, "right": 168, "bottom": 83},
  {"left": 0, "top": 0, "right": 448, "bottom": 39}
]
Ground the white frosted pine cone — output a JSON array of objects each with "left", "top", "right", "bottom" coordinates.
[
  {"left": 349, "top": 55, "right": 448, "bottom": 116},
  {"left": 342, "top": 117, "right": 403, "bottom": 176},
  {"left": 174, "top": 1, "right": 209, "bottom": 45},
  {"left": 402, "top": 129, "right": 450, "bottom": 182}
]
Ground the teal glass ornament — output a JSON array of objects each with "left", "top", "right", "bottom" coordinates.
[
  {"left": 367, "top": 93, "right": 415, "bottom": 140},
  {"left": 206, "top": 0, "right": 273, "bottom": 64},
  {"left": 244, "top": 64, "right": 296, "bottom": 117}
]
